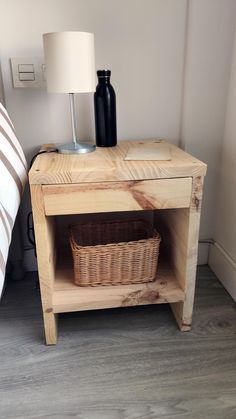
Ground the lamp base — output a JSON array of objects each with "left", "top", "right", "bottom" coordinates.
[{"left": 57, "top": 142, "right": 96, "bottom": 154}]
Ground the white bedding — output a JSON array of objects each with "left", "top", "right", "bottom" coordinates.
[{"left": 0, "top": 102, "right": 27, "bottom": 298}]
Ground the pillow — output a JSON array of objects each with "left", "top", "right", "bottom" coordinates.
[{"left": 0, "top": 102, "right": 27, "bottom": 298}]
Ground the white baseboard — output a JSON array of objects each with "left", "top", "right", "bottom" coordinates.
[
  {"left": 198, "top": 242, "right": 209, "bottom": 265},
  {"left": 209, "top": 242, "right": 236, "bottom": 301}
]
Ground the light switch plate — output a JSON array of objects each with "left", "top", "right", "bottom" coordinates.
[
  {"left": 19, "top": 72, "right": 35, "bottom": 81},
  {"left": 11, "top": 57, "right": 46, "bottom": 88}
]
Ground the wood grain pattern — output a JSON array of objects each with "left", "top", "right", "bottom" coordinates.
[
  {"left": 29, "top": 139, "right": 207, "bottom": 185},
  {"left": 170, "top": 176, "right": 204, "bottom": 330},
  {"left": 0, "top": 267, "right": 236, "bottom": 419},
  {"left": 43, "top": 178, "right": 192, "bottom": 216},
  {"left": 30, "top": 185, "right": 58, "bottom": 344},
  {"left": 29, "top": 141, "right": 207, "bottom": 343},
  {"left": 155, "top": 177, "right": 204, "bottom": 330},
  {"left": 53, "top": 262, "right": 185, "bottom": 313}
]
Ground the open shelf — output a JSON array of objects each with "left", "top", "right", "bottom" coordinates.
[{"left": 53, "top": 253, "right": 185, "bottom": 314}]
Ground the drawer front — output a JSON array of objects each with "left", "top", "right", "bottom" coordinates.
[{"left": 42, "top": 178, "right": 192, "bottom": 216}]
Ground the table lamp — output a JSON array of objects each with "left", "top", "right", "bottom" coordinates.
[{"left": 43, "top": 31, "right": 96, "bottom": 154}]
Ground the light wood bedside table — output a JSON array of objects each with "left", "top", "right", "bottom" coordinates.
[{"left": 29, "top": 140, "right": 207, "bottom": 344}]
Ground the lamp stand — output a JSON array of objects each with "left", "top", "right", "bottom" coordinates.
[{"left": 57, "top": 93, "right": 96, "bottom": 154}]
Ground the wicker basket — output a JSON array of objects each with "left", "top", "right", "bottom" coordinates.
[{"left": 69, "top": 219, "right": 161, "bottom": 287}]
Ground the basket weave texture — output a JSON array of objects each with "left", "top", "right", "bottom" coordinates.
[{"left": 69, "top": 219, "right": 161, "bottom": 287}]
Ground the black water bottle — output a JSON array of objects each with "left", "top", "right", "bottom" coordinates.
[{"left": 94, "top": 70, "right": 117, "bottom": 147}]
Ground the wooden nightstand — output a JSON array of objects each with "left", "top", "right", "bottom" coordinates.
[{"left": 29, "top": 140, "right": 207, "bottom": 344}]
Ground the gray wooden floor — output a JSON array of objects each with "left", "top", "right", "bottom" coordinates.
[{"left": 0, "top": 266, "right": 236, "bottom": 419}]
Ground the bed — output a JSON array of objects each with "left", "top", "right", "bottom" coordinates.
[{"left": 0, "top": 102, "right": 27, "bottom": 298}]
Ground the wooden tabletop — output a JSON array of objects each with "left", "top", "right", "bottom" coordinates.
[{"left": 29, "top": 139, "right": 207, "bottom": 185}]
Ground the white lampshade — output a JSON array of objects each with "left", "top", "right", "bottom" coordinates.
[{"left": 43, "top": 31, "right": 95, "bottom": 93}]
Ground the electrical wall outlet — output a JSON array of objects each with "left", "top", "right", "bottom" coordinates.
[{"left": 11, "top": 57, "right": 46, "bottom": 88}]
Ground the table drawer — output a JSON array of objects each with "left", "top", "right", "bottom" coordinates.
[{"left": 42, "top": 178, "right": 192, "bottom": 216}]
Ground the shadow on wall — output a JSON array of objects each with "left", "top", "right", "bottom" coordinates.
[{"left": 0, "top": 61, "right": 5, "bottom": 104}]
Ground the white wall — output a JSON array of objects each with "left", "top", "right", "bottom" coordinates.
[
  {"left": 181, "top": 0, "right": 236, "bottom": 248},
  {"left": 0, "top": 65, "right": 5, "bottom": 104},
  {"left": 0, "top": 0, "right": 187, "bottom": 158},
  {"left": 209, "top": 26, "right": 236, "bottom": 300},
  {"left": 0, "top": 0, "right": 188, "bottom": 269},
  {"left": 1, "top": 0, "right": 236, "bottom": 269}
]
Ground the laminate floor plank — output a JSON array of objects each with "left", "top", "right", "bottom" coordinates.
[{"left": 0, "top": 266, "right": 235, "bottom": 419}]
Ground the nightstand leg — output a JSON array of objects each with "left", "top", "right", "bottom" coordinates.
[
  {"left": 43, "top": 311, "right": 58, "bottom": 345},
  {"left": 170, "top": 176, "right": 204, "bottom": 331},
  {"left": 30, "top": 185, "right": 58, "bottom": 344},
  {"left": 155, "top": 177, "right": 204, "bottom": 331},
  {"left": 169, "top": 204, "right": 199, "bottom": 331}
]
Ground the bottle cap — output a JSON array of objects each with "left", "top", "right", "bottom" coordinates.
[{"left": 97, "top": 70, "right": 111, "bottom": 78}]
